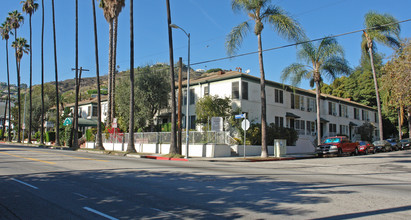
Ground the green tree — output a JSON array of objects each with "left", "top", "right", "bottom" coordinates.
[
  {"left": 0, "top": 20, "right": 12, "bottom": 141},
  {"left": 281, "top": 37, "right": 351, "bottom": 145},
  {"left": 195, "top": 95, "right": 232, "bottom": 130},
  {"left": 362, "top": 11, "right": 401, "bottom": 141},
  {"left": 226, "top": 0, "right": 305, "bottom": 157},
  {"left": 21, "top": 0, "right": 38, "bottom": 144},
  {"left": 91, "top": 0, "right": 104, "bottom": 150}
]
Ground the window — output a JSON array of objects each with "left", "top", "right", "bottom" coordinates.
[
  {"left": 183, "top": 89, "right": 187, "bottom": 105},
  {"left": 189, "top": 115, "right": 196, "bottom": 130},
  {"left": 295, "top": 120, "right": 305, "bottom": 134},
  {"left": 189, "top": 88, "right": 195, "bottom": 105},
  {"left": 88, "top": 106, "right": 91, "bottom": 116},
  {"left": 329, "top": 123, "right": 337, "bottom": 133},
  {"left": 354, "top": 108, "right": 360, "bottom": 120},
  {"left": 275, "top": 116, "right": 284, "bottom": 127},
  {"left": 306, "top": 121, "right": 316, "bottom": 134},
  {"left": 375, "top": 112, "right": 378, "bottom": 123},
  {"left": 340, "top": 104, "right": 348, "bottom": 118},
  {"left": 204, "top": 86, "right": 209, "bottom": 96},
  {"left": 275, "top": 89, "right": 283, "bottom": 104},
  {"left": 92, "top": 106, "right": 98, "bottom": 117},
  {"left": 328, "top": 102, "right": 337, "bottom": 116},
  {"left": 232, "top": 82, "right": 239, "bottom": 99},
  {"left": 340, "top": 125, "right": 349, "bottom": 135},
  {"left": 307, "top": 98, "right": 316, "bottom": 112},
  {"left": 242, "top": 82, "right": 248, "bottom": 100},
  {"left": 362, "top": 110, "right": 369, "bottom": 121},
  {"left": 291, "top": 94, "right": 303, "bottom": 110}
]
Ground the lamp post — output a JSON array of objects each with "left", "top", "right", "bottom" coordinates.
[{"left": 170, "top": 24, "right": 190, "bottom": 158}]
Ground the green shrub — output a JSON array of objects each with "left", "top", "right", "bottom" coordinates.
[
  {"left": 86, "top": 128, "right": 97, "bottom": 142},
  {"left": 46, "top": 132, "right": 56, "bottom": 143},
  {"left": 246, "top": 123, "right": 298, "bottom": 146}
]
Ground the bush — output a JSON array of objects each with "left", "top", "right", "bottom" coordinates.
[
  {"left": 246, "top": 123, "right": 298, "bottom": 146},
  {"left": 86, "top": 128, "right": 97, "bottom": 142},
  {"left": 46, "top": 132, "right": 56, "bottom": 143}
]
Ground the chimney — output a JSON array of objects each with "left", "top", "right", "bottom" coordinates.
[{"left": 218, "top": 70, "right": 225, "bottom": 75}]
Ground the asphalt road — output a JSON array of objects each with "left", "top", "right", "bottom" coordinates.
[{"left": 1, "top": 143, "right": 411, "bottom": 219}]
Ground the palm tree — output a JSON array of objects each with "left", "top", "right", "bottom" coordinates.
[
  {"left": 127, "top": 0, "right": 136, "bottom": 153},
  {"left": 8, "top": 10, "right": 24, "bottom": 142},
  {"left": 362, "top": 11, "right": 401, "bottom": 141},
  {"left": 0, "top": 21, "right": 12, "bottom": 142},
  {"left": 21, "top": 0, "right": 38, "bottom": 144},
  {"left": 51, "top": 0, "right": 60, "bottom": 145},
  {"left": 92, "top": 0, "right": 104, "bottom": 150},
  {"left": 281, "top": 37, "right": 351, "bottom": 145},
  {"left": 226, "top": 0, "right": 305, "bottom": 157},
  {"left": 99, "top": 0, "right": 114, "bottom": 126},
  {"left": 11, "top": 37, "right": 29, "bottom": 143}
]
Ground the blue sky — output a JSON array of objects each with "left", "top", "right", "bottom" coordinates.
[{"left": 0, "top": 0, "right": 410, "bottom": 90}]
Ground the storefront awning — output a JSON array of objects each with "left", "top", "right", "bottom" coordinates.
[
  {"left": 315, "top": 118, "right": 329, "bottom": 123},
  {"left": 349, "top": 122, "right": 357, "bottom": 127}
]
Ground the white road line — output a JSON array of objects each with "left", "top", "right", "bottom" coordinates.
[
  {"left": 151, "top": 208, "right": 180, "bottom": 217},
  {"left": 83, "top": 207, "right": 118, "bottom": 220},
  {"left": 73, "top": 193, "right": 88, "bottom": 199},
  {"left": 11, "top": 178, "right": 38, "bottom": 189}
]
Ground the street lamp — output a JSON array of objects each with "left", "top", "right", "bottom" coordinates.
[{"left": 170, "top": 24, "right": 190, "bottom": 158}]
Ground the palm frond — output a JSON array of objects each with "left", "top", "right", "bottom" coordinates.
[
  {"left": 321, "top": 56, "right": 351, "bottom": 80},
  {"left": 281, "top": 63, "right": 311, "bottom": 87},
  {"left": 266, "top": 6, "right": 306, "bottom": 42},
  {"left": 297, "top": 41, "right": 316, "bottom": 64},
  {"left": 225, "top": 21, "right": 250, "bottom": 56},
  {"left": 317, "top": 37, "right": 344, "bottom": 64},
  {"left": 364, "top": 11, "right": 401, "bottom": 50}
]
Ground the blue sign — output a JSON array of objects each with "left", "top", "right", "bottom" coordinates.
[{"left": 235, "top": 114, "right": 245, "bottom": 119}]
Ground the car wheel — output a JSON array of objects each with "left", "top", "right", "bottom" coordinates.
[
  {"left": 354, "top": 148, "right": 359, "bottom": 156},
  {"left": 365, "top": 149, "right": 368, "bottom": 155},
  {"left": 373, "top": 148, "right": 376, "bottom": 154}
]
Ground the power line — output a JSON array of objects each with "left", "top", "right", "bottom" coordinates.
[{"left": 191, "top": 18, "right": 411, "bottom": 66}]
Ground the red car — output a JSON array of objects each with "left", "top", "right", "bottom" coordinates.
[
  {"left": 316, "top": 136, "right": 359, "bottom": 157},
  {"left": 358, "top": 141, "right": 376, "bottom": 154}
]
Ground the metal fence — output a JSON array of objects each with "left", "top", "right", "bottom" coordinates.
[{"left": 102, "top": 131, "right": 238, "bottom": 145}]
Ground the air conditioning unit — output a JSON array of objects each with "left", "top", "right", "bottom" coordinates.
[
  {"left": 301, "top": 107, "right": 305, "bottom": 111},
  {"left": 332, "top": 112, "right": 337, "bottom": 116}
]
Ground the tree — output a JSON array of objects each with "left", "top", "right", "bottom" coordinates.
[
  {"left": 166, "top": 0, "right": 177, "bottom": 155},
  {"left": 127, "top": 0, "right": 135, "bottom": 153},
  {"left": 21, "top": 0, "right": 38, "bottom": 144},
  {"left": 226, "top": 0, "right": 305, "bottom": 157},
  {"left": 0, "top": 21, "right": 12, "bottom": 141},
  {"left": 362, "top": 11, "right": 401, "bottom": 141},
  {"left": 281, "top": 37, "right": 351, "bottom": 145},
  {"left": 8, "top": 10, "right": 24, "bottom": 142},
  {"left": 51, "top": 0, "right": 60, "bottom": 145},
  {"left": 92, "top": 0, "right": 104, "bottom": 150},
  {"left": 382, "top": 40, "right": 411, "bottom": 138},
  {"left": 11, "top": 37, "right": 29, "bottom": 142},
  {"left": 195, "top": 95, "right": 232, "bottom": 129}
]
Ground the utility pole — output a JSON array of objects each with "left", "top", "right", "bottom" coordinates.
[
  {"left": 177, "top": 57, "right": 182, "bottom": 154},
  {"left": 71, "top": 67, "right": 89, "bottom": 149}
]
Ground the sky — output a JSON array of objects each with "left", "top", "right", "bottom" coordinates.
[{"left": 0, "top": 0, "right": 410, "bottom": 90}]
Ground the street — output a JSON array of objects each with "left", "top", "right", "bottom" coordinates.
[{"left": 1, "top": 143, "right": 411, "bottom": 219}]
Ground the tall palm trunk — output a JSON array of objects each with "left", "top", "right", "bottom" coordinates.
[
  {"left": 6, "top": 39, "right": 11, "bottom": 142},
  {"left": 166, "top": 0, "right": 177, "bottom": 155},
  {"left": 367, "top": 46, "right": 384, "bottom": 141},
  {"left": 92, "top": 0, "right": 104, "bottom": 150},
  {"left": 14, "top": 29, "right": 21, "bottom": 143},
  {"left": 1, "top": 97, "right": 7, "bottom": 140},
  {"left": 257, "top": 33, "right": 268, "bottom": 157},
  {"left": 315, "top": 79, "right": 321, "bottom": 145},
  {"left": 73, "top": 0, "right": 79, "bottom": 149},
  {"left": 127, "top": 0, "right": 136, "bottom": 153},
  {"left": 52, "top": 0, "right": 60, "bottom": 146},
  {"left": 40, "top": 0, "right": 45, "bottom": 144},
  {"left": 111, "top": 17, "right": 118, "bottom": 121},
  {"left": 107, "top": 19, "right": 113, "bottom": 126},
  {"left": 28, "top": 13, "right": 32, "bottom": 144}
]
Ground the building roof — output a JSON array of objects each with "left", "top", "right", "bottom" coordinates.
[{"left": 65, "top": 95, "right": 108, "bottom": 108}]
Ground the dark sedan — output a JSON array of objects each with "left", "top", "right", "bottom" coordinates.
[
  {"left": 372, "top": 140, "right": 392, "bottom": 152},
  {"left": 386, "top": 139, "right": 400, "bottom": 151},
  {"left": 399, "top": 138, "right": 411, "bottom": 150}
]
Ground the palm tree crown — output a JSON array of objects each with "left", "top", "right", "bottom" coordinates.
[
  {"left": 0, "top": 22, "right": 12, "bottom": 40},
  {"left": 7, "top": 10, "right": 24, "bottom": 30},
  {"left": 11, "top": 37, "right": 29, "bottom": 62},
  {"left": 21, "top": 0, "right": 39, "bottom": 16}
]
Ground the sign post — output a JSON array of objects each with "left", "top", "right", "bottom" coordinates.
[{"left": 239, "top": 114, "right": 250, "bottom": 158}]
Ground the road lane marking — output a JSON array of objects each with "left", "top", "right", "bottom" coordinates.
[
  {"left": 83, "top": 207, "right": 118, "bottom": 220},
  {"left": 24, "top": 150, "right": 109, "bottom": 162},
  {"left": 11, "top": 178, "right": 39, "bottom": 189},
  {"left": 0, "top": 151, "right": 56, "bottom": 164},
  {"left": 73, "top": 193, "right": 88, "bottom": 199}
]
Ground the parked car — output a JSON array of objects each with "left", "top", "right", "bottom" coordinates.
[
  {"left": 316, "top": 136, "right": 359, "bottom": 157},
  {"left": 372, "top": 140, "right": 392, "bottom": 152},
  {"left": 386, "top": 139, "right": 400, "bottom": 151},
  {"left": 399, "top": 138, "right": 411, "bottom": 150},
  {"left": 358, "top": 141, "right": 375, "bottom": 154}
]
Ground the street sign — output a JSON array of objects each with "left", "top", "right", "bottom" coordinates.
[
  {"left": 211, "top": 117, "right": 223, "bottom": 132},
  {"left": 235, "top": 114, "right": 245, "bottom": 119},
  {"left": 63, "top": 118, "right": 72, "bottom": 126},
  {"left": 241, "top": 119, "right": 250, "bottom": 131}
]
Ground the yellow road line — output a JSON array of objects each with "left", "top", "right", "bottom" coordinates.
[
  {"left": 25, "top": 150, "right": 109, "bottom": 162},
  {"left": 0, "top": 151, "right": 56, "bottom": 165}
]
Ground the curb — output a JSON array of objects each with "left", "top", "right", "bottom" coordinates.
[{"left": 142, "top": 155, "right": 189, "bottom": 161}]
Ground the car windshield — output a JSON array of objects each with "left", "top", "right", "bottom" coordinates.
[
  {"left": 324, "top": 138, "right": 341, "bottom": 144},
  {"left": 400, "top": 139, "right": 409, "bottom": 143},
  {"left": 359, "top": 141, "right": 367, "bottom": 145}
]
